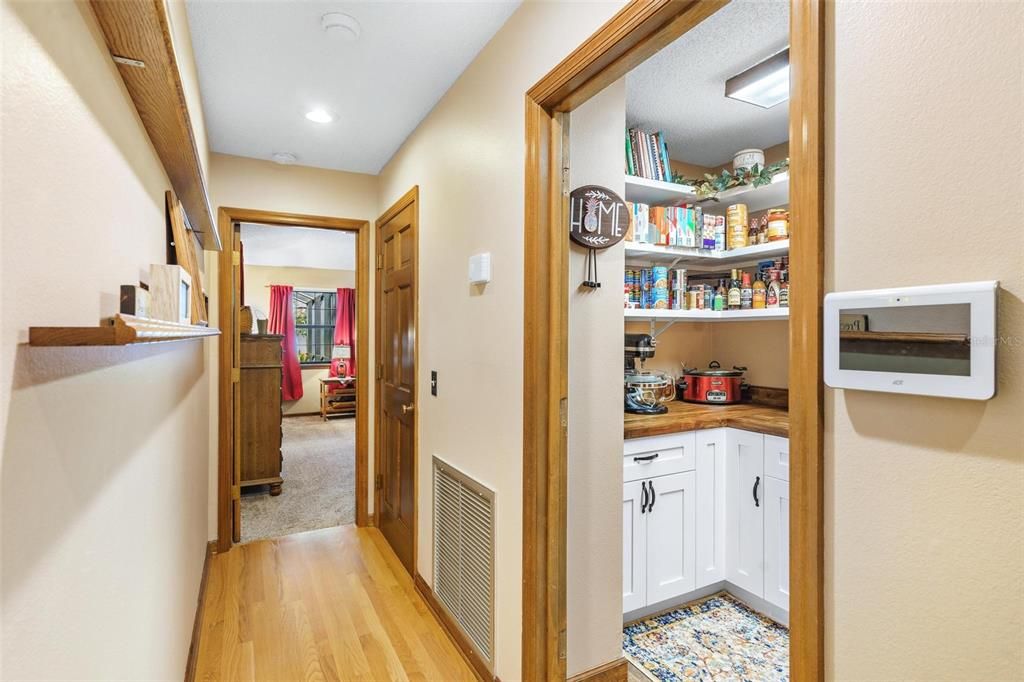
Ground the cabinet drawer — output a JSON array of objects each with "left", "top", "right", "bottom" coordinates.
[
  {"left": 764, "top": 435, "right": 789, "bottom": 482},
  {"left": 624, "top": 432, "right": 696, "bottom": 482}
]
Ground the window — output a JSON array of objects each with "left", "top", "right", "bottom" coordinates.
[{"left": 293, "top": 290, "right": 335, "bottom": 365}]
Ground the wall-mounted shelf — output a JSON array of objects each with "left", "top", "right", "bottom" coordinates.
[
  {"left": 625, "top": 308, "right": 789, "bottom": 322},
  {"left": 90, "top": 0, "right": 221, "bottom": 251},
  {"left": 624, "top": 175, "right": 699, "bottom": 206},
  {"left": 699, "top": 173, "right": 790, "bottom": 216},
  {"left": 29, "top": 314, "right": 220, "bottom": 347},
  {"left": 625, "top": 239, "right": 790, "bottom": 268}
]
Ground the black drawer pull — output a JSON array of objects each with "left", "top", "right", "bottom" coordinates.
[
  {"left": 633, "top": 453, "right": 659, "bottom": 463},
  {"left": 753, "top": 476, "right": 760, "bottom": 507}
]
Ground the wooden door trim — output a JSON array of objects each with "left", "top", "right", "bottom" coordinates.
[
  {"left": 374, "top": 186, "right": 420, "bottom": 575},
  {"left": 522, "top": 1, "right": 826, "bottom": 679},
  {"left": 216, "top": 207, "right": 372, "bottom": 552}
]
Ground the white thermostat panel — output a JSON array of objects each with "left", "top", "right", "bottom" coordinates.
[
  {"left": 824, "top": 281, "right": 998, "bottom": 400},
  {"left": 469, "top": 252, "right": 491, "bottom": 285}
]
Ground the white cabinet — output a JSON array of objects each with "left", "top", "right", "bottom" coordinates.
[
  {"left": 726, "top": 429, "right": 765, "bottom": 596},
  {"left": 623, "top": 428, "right": 788, "bottom": 617},
  {"left": 763, "top": 477, "right": 790, "bottom": 611},
  {"left": 622, "top": 479, "right": 647, "bottom": 613},
  {"left": 695, "top": 428, "right": 726, "bottom": 588},
  {"left": 645, "top": 471, "right": 697, "bottom": 604}
]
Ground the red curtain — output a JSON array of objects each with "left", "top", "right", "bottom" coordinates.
[
  {"left": 268, "top": 285, "right": 303, "bottom": 401},
  {"left": 334, "top": 288, "right": 356, "bottom": 376}
]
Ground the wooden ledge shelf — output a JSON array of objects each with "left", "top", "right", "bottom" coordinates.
[{"left": 30, "top": 314, "right": 220, "bottom": 347}]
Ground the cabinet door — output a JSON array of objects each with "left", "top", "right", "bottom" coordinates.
[
  {"left": 645, "top": 471, "right": 696, "bottom": 605},
  {"left": 623, "top": 479, "right": 647, "bottom": 613},
  {"left": 695, "top": 428, "right": 727, "bottom": 588},
  {"left": 764, "top": 435, "right": 789, "bottom": 482},
  {"left": 727, "top": 429, "right": 764, "bottom": 596},
  {"left": 764, "top": 477, "right": 790, "bottom": 611}
]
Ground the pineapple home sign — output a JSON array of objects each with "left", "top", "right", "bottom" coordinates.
[{"left": 568, "top": 185, "right": 628, "bottom": 288}]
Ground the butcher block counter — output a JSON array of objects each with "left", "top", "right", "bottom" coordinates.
[{"left": 624, "top": 401, "right": 789, "bottom": 439}]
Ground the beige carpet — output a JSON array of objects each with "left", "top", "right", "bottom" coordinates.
[{"left": 241, "top": 415, "right": 355, "bottom": 543}]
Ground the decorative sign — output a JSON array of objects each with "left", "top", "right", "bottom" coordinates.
[
  {"left": 568, "top": 185, "right": 629, "bottom": 250},
  {"left": 840, "top": 314, "right": 869, "bottom": 332}
]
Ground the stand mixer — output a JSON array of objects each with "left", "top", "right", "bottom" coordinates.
[{"left": 624, "top": 333, "right": 674, "bottom": 414}]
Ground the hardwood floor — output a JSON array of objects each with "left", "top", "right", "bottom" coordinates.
[{"left": 194, "top": 525, "right": 477, "bottom": 681}]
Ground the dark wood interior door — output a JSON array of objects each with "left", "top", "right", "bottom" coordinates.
[{"left": 376, "top": 193, "right": 417, "bottom": 574}]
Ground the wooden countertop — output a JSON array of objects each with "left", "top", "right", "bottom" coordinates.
[{"left": 624, "top": 401, "right": 789, "bottom": 439}]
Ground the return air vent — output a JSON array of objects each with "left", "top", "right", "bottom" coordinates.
[{"left": 433, "top": 457, "right": 495, "bottom": 667}]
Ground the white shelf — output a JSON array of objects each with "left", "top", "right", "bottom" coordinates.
[
  {"left": 624, "top": 175, "right": 699, "bottom": 206},
  {"left": 624, "top": 308, "right": 789, "bottom": 322},
  {"left": 699, "top": 172, "right": 790, "bottom": 216},
  {"left": 624, "top": 239, "right": 789, "bottom": 267}
]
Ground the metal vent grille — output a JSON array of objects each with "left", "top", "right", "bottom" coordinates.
[{"left": 433, "top": 457, "right": 495, "bottom": 666}]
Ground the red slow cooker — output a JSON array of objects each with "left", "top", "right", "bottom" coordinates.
[{"left": 676, "top": 361, "right": 749, "bottom": 405}]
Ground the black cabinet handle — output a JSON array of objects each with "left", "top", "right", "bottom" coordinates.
[
  {"left": 640, "top": 481, "right": 649, "bottom": 514},
  {"left": 633, "top": 453, "right": 659, "bottom": 463},
  {"left": 649, "top": 480, "right": 656, "bottom": 511},
  {"left": 753, "top": 476, "right": 760, "bottom": 507}
]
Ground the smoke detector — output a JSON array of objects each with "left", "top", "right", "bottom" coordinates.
[
  {"left": 321, "top": 12, "right": 360, "bottom": 42},
  {"left": 271, "top": 152, "right": 298, "bottom": 165}
]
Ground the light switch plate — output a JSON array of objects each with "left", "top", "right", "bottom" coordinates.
[{"left": 469, "top": 252, "right": 491, "bottom": 285}]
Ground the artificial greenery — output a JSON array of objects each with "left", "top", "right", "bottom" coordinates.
[{"left": 674, "top": 158, "right": 790, "bottom": 200}]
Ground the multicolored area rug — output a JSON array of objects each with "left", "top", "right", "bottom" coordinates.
[{"left": 623, "top": 592, "right": 789, "bottom": 681}]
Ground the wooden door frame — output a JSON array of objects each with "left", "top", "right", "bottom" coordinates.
[
  {"left": 373, "top": 186, "right": 420, "bottom": 575},
  {"left": 521, "top": 1, "right": 825, "bottom": 680},
  {"left": 216, "top": 207, "right": 372, "bottom": 552}
]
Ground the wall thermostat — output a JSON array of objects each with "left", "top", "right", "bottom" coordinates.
[
  {"left": 469, "top": 252, "right": 491, "bottom": 285},
  {"left": 824, "top": 281, "right": 998, "bottom": 400}
]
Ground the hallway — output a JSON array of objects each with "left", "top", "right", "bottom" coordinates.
[{"left": 193, "top": 526, "right": 476, "bottom": 681}]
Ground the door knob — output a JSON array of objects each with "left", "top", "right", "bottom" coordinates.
[{"left": 402, "top": 403, "right": 415, "bottom": 415}]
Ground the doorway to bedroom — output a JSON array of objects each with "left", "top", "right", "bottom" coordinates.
[{"left": 235, "top": 221, "right": 361, "bottom": 543}]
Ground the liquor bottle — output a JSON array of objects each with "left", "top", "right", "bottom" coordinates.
[
  {"left": 752, "top": 272, "right": 767, "bottom": 309},
  {"left": 740, "top": 272, "right": 753, "bottom": 310},
  {"left": 766, "top": 270, "right": 781, "bottom": 308},
  {"left": 780, "top": 271, "right": 789, "bottom": 308},
  {"left": 727, "top": 269, "right": 741, "bottom": 310},
  {"left": 713, "top": 279, "right": 726, "bottom": 311}
]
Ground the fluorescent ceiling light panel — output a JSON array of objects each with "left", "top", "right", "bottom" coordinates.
[{"left": 725, "top": 48, "right": 790, "bottom": 108}]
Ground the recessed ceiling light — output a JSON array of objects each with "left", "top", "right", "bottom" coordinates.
[
  {"left": 725, "top": 48, "right": 790, "bottom": 109},
  {"left": 305, "top": 108, "right": 334, "bottom": 124},
  {"left": 272, "top": 152, "right": 297, "bottom": 165},
  {"left": 321, "top": 12, "right": 361, "bottom": 42}
]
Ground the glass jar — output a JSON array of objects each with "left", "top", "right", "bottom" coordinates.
[{"left": 766, "top": 208, "right": 790, "bottom": 242}]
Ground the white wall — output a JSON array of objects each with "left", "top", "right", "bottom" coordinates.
[
  {"left": 567, "top": 79, "right": 627, "bottom": 676},
  {"left": 826, "top": 2, "right": 1024, "bottom": 679},
  {"left": 1, "top": 1, "right": 211, "bottom": 678},
  {"left": 376, "top": 2, "right": 626, "bottom": 678}
]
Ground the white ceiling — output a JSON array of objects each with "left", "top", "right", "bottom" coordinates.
[
  {"left": 626, "top": 0, "right": 790, "bottom": 168},
  {"left": 241, "top": 223, "right": 355, "bottom": 270},
  {"left": 185, "top": 0, "right": 521, "bottom": 174}
]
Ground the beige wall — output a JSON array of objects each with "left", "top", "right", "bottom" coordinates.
[
  {"left": 207, "top": 153, "right": 377, "bottom": 519},
  {"left": 376, "top": 2, "right": 625, "bottom": 678},
  {"left": 1, "top": 1, "right": 211, "bottom": 678},
  {"left": 242, "top": 264, "right": 356, "bottom": 415},
  {"left": 629, "top": 320, "right": 788, "bottom": 389},
  {"left": 567, "top": 79, "right": 627, "bottom": 676},
  {"left": 826, "top": 2, "right": 1024, "bottom": 680}
]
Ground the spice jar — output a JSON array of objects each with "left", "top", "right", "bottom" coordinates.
[{"left": 766, "top": 208, "right": 790, "bottom": 242}]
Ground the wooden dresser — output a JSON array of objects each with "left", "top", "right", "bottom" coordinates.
[{"left": 240, "top": 334, "right": 283, "bottom": 495}]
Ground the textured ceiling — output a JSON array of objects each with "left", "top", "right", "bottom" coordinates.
[
  {"left": 186, "top": 1, "right": 520, "bottom": 174},
  {"left": 241, "top": 223, "right": 355, "bottom": 271},
  {"left": 626, "top": 0, "right": 790, "bottom": 168}
]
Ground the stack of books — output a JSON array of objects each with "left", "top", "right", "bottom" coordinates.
[{"left": 626, "top": 128, "right": 672, "bottom": 181}]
